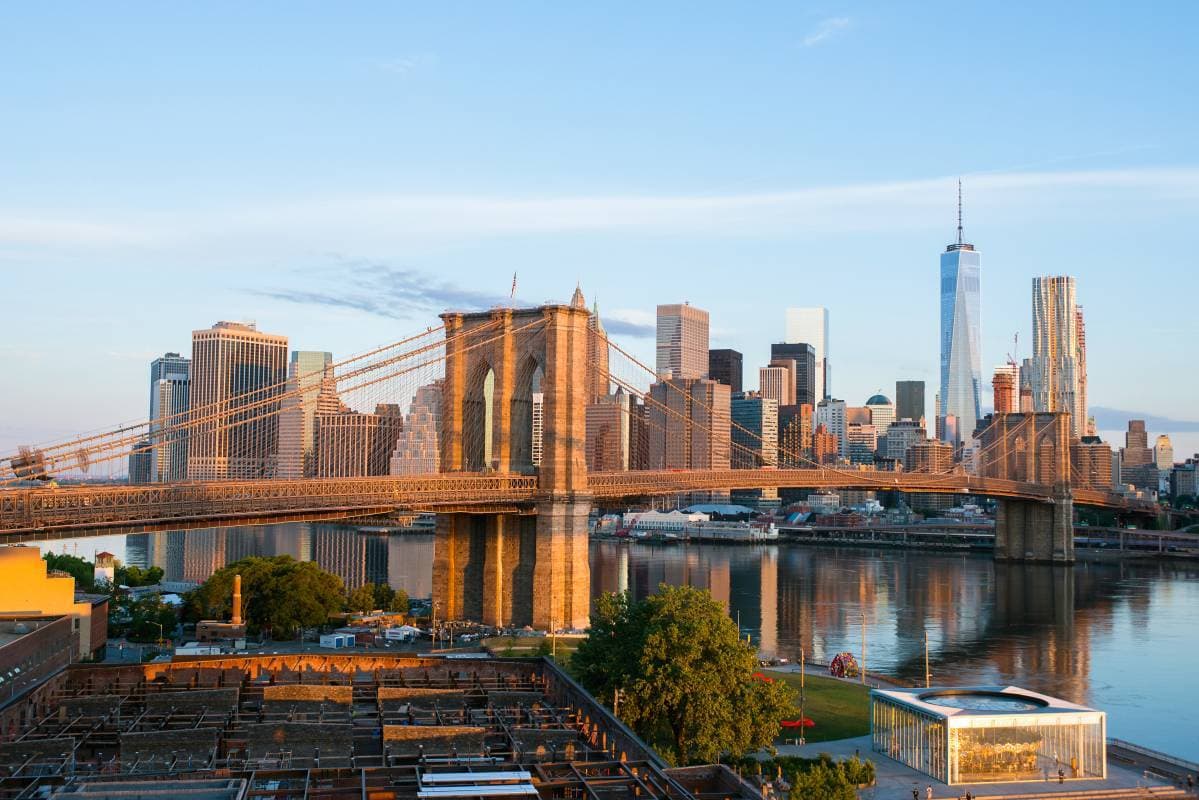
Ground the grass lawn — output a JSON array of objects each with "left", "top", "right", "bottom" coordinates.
[
  {"left": 763, "top": 670, "right": 871, "bottom": 744},
  {"left": 481, "top": 635, "right": 583, "bottom": 663}
]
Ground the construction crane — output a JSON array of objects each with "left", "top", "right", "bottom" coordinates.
[{"left": 1006, "top": 332, "right": 1019, "bottom": 367}]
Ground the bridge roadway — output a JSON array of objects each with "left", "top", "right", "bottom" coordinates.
[{"left": 0, "top": 468, "right": 1152, "bottom": 542}]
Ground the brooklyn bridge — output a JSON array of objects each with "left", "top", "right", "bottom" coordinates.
[{"left": 0, "top": 295, "right": 1156, "bottom": 630}]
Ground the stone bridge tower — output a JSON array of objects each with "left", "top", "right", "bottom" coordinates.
[
  {"left": 432, "top": 302, "right": 592, "bottom": 630},
  {"left": 977, "top": 412, "right": 1075, "bottom": 563}
]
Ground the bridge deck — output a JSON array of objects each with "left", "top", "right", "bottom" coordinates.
[{"left": 0, "top": 469, "right": 1152, "bottom": 540}]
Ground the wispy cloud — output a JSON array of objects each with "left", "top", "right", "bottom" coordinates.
[
  {"left": 256, "top": 260, "right": 660, "bottom": 338},
  {"left": 602, "top": 309, "right": 655, "bottom": 339},
  {"left": 374, "top": 55, "right": 425, "bottom": 75},
  {"left": 4, "top": 166, "right": 1199, "bottom": 251},
  {"left": 254, "top": 259, "right": 527, "bottom": 320},
  {"left": 802, "top": 17, "right": 850, "bottom": 47}
]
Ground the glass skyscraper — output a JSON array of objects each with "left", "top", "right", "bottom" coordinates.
[
  {"left": 939, "top": 200, "right": 982, "bottom": 442},
  {"left": 148, "top": 352, "right": 190, "bottom": 482}
]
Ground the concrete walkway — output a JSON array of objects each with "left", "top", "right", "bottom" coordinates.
[{"left": 772, "top": 736, "right": 1188, "bottom": 799}]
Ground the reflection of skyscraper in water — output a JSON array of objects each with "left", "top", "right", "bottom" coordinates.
[
  {"left": 387, "top": 534, "right": 433, "bottom": 598},
  {"left": 706, "top": 560, "right": 729, "bottom": 611},
  {"left": 758, "top": 549, "right": 778, "bottom": 657},
  {"left": 268, "top": 524, "right": 311, "bottom": 561},
  {"left": 182, "top": 529, "right": 226, "bottom": 584},
  {"left": 311, "top": 526, "right": 388, "bottom": 590}
]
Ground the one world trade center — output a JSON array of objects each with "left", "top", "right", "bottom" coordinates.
[{"left": 939, "top": 182, "right": 981, "bottom": 444}]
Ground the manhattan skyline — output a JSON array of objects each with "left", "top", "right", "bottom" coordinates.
[{"left": 3, "top": 2, "right": 1198, "bottom": 455}]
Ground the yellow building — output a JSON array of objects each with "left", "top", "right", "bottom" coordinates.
[{"left": 0, "top": 547, "right": 108, "bottom": 659}]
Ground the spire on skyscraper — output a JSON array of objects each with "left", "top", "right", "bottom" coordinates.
[
  {"left": 570, "top": 283, "right": 586, "bottom": 308},
  {"left": 957, "top": 178, "right": 963, "bottom": 245},
  {"left": 947, "top": 179, "right": 973, "bottom": 252}
]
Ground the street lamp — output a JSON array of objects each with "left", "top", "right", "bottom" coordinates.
[{"left": 860, "top": 613, "right": 867, "bottom": 686}]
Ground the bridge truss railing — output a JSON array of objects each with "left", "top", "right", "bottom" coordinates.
[{"left": 0, "top": 473, "right": 539, "bottom": 538}]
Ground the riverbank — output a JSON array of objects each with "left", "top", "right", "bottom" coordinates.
[{"left": 773, "top": 525, "right": 1199, "bottom": 561}]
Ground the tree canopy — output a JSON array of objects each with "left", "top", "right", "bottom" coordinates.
[
  {"left": 572, "top": 584, "right": 796, "bottom": 766},
  {"left": 116, "top": 563, "right": 164, "bottom": 587},
  {"left": 346, "top": 582, "right": 409, "bottom": 615},
  {"left": 110, "top": 594, "right": 178, "bottom": 642},
  {"left": 43, "top": 552, "right": 95, "bottom": 591},
  {"left": 184, "top": 556, "right": 344, "bottom": 638}
]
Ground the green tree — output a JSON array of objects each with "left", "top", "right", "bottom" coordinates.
[
  {"left": 572, "top": 584, "right": 796, "bottom": 766},
  {"left": 348, "top": 583, "right": 377, "bottom": 614},
  {"left": 185, "top": 556, "right": 344, "bottom": 638},
  {"left": 115, "top": 563, "right": 164, "bottom": 587},
  {"left": 789, "top": 760, "right": 857, "bottom": 800},
  {"left": 388, "top": 588, "right": 410, "bottom": 614},
  {"left": 43, "top": 552, "right": 95, "bottom": 591},
  {"left": 127, "top": 595, "right": 178, "bottom": 642}
]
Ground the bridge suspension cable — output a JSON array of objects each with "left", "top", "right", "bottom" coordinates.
[{"left": 0, "top": 316, "right": 552, "bottom": 486}]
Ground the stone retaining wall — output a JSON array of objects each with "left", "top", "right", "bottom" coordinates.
[
  {"left": 244, "top": 722, "right": 353, "bottom": 760},
  {"left": 381, "top": 725, "right": 486, "bottom": 756},
  {"left": 120, "top": 728, "right": 219, "bottom": 763}
]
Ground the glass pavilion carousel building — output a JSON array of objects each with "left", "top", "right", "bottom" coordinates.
[{"left": 871, "top": 686, "right": 1106, "bottom": 785}]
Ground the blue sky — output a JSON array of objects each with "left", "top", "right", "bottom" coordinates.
[{"left": 3, "top": 2, "right": 1198, "bottom": 458}]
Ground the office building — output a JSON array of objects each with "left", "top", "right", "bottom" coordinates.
[
  {"left": 846, "top": 423, "right": 877, "bottom": 465},
  {"left": 0, "top": 547, "right": 108, "bottom": 660},
  {"left": 579, "top": 292, "right": 610, "bottom": 402},
  {"left": 315, "top": 404, "right": 405, "bottom": 477},
  {"left": 147, "top": 352, "right": 190, "bottom": 482},
  {"left": 769, "top": 343, "right": 816, "bottom": 406},
  {"left": 865, "top": 393, "right": 895, "bottom": 437},
  {"left": 187, "top": 321, "right": 289, "bottom": 480},
  {"left": 647, "top": 378, "right": 730, "bottom": 470},
  {"left": 1155, "top": 434, "right": 1174, "bottom": 471},
  {"left": 784, "top": 308, "right": 829, "bottom": 400},
  {"left": 1076, "top": 306, "right": 1089, "bottom": 434},
  {"left": 759, "top": 364, "right": 795, "bottom": 406},
  {"left": 277, "top": 351, "right": 335, "bottom": 478},
  {"left": 939, "top": 185, "right": 982, "bottom": 442},
  {"left": 905, "top": 440, "right": 955, "bottom": 473},
  {"left": 1029, "top": 276, "right": 1086, "bottom": 437},
  {"left": 731, "top": 394, "right": 778, "bottom": 469},
  {"left": 815, "top": 398, "right": 847, "bottom": 456},
  {"left": 708, "top": 348, "right": 743, "bottom": 394},
  {"left": 656, "top": 303, "right": 709, "bottom": 379},
  {"left": 1071, "top": 436, "right": 1114, "bottom": 490},
  {"left": 812, "top": 424, "right": 839, "bottom": 465},
  {"left": 389, "top": 382, "right": 443, "bottom": 475},
  {"left": 778, "top": 403, "right": 813, "bottom": 467},
  {"left": 895, "top": 380, "right": 925, "bottom": 423},
  {"left": 992, "top": 364, "right": 1019, "bottom": 414},
  {"left": 1121, "top": 420, "right": 1152, "bottom": 466},
  {"left": 627, "top": 395, "right": 650, "bottom": 470},
  {"left": 127, "top": 440, "right": 152, "bottom": 484},
  {"left": 586, "top": 391, "right": 632, "bottom": 472},
  {"left": 1119, "top": 420, "right": 1157, "bottom": 490},
  {"left": 1170, "top": 459, "right": 1198, "bottom": 498},
  {"left": 881, "top": 419, "right": 926, "bottom": 462}
]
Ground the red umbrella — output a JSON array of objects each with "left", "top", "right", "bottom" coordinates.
[{"left": 780, "top": 718, "right": 815, "bottom": 729}]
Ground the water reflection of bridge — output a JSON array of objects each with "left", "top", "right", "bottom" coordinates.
[{"left": 589, "top": 541, "right": 1196, "bottom": 709}]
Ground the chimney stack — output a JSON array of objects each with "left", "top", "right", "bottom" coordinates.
[{"left": 232, "top": 574, "right": 243, "bottom": 625}]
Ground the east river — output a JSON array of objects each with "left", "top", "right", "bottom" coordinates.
[{"left": 22, "top": 524, "right": 1199, "bottom": 761}]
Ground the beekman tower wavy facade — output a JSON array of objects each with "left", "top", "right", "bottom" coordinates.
[{"left": 939, "top": 184, "right": 982, "bottom": 444}]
